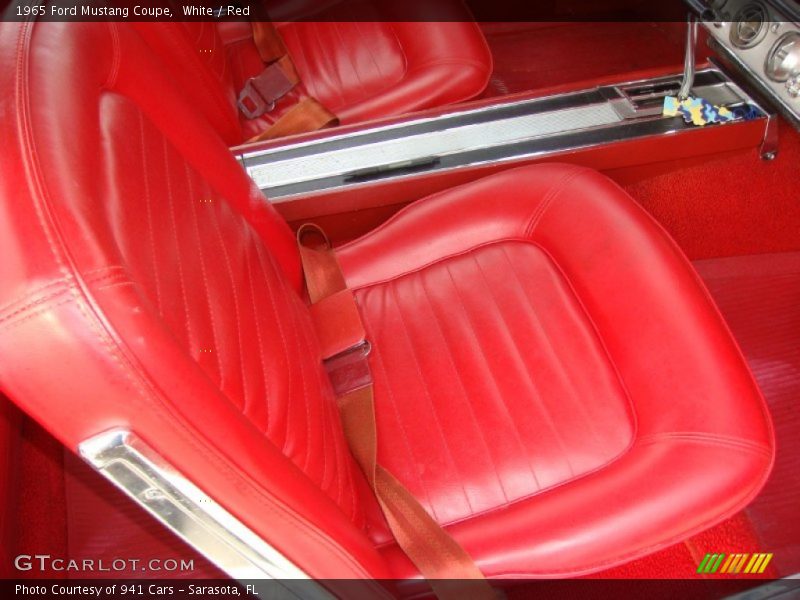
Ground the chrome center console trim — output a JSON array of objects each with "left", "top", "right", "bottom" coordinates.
[
  {"left": 79, "top": 430, "right": 332, "bottom": 598},
  {"left": 248, "top": 103, "right": 621, "bottom": 190},
  {"left": 238, "top": 68, "right": 767, "bottom": 201}
]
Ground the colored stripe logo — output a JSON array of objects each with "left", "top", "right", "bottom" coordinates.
[{"left": 696, "top": 553, "right": 773, "bottom": 574}]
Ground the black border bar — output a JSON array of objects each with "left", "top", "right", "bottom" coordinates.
[{"left": 2, "top": 0, "right": 797, "bottom": 22}]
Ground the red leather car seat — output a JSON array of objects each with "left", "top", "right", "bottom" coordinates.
[
  {"left": 0, "top": 19, "right": 773, "bottom": 586},
  {"left": 133, "top": 0, "right": 492, "bottom": 144}
]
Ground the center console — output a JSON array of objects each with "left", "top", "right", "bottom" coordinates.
[{"left": 236, "top": 66, "right": 772, "bottom": 217}]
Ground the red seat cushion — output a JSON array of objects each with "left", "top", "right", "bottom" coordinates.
[
  {"left": 223, "top": 5, "right": 492, "bottom": 141},
  {"left": 337, "top": 164, "right": 774, "bottom": 577}
]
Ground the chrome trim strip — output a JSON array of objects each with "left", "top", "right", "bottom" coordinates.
[
  {"left": 240, "top": 68, "right": 766, "bottom": 201},
  {"left": 266, "top": 117, "right": 746, "bottom": 202},
  {"left": 239, "top": 88, "right": 603, "bottom": 163},
  {"left": 79, "top": 430, "right": 332, "bottom": 598},
  {"left": 248, "top": 103, "right": 621, "bottom": 190}
]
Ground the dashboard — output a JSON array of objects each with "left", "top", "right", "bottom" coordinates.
[{"left": 701, "top": 0, "right": 800, "bottom": 125}]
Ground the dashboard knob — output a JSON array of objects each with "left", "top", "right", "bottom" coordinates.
[
  {"left": 765, "top": 32, "right": 800, "bottom": 82},
  {"left": 730, "top": 3, "right": 769, "bottom": 49}
]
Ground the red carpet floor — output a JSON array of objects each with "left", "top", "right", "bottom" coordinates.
[
  {"left": 615, "top": 120, "right": 800, "bottom": 261},
  {"left": 695, "top": 252, "right": 800, "bottom": 577}
]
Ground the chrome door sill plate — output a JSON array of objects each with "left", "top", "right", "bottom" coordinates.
[
  {"left": 239, "top": 68, "right": 768, "bottom": 201},
  {"left": 79, "top": 430, "right": 332, "bottom": 598}
]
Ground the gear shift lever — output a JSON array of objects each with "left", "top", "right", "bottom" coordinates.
[{"left": 678, "top": 15, "right": 698, "bottom": 100}]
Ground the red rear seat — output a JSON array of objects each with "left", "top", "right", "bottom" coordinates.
[{"left": 133, "top": 1, "right": 492, "bottom": 144}]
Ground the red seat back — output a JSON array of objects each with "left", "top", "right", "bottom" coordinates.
[{"left": 0, "top": 20, "right": 388, "bottom": 580}]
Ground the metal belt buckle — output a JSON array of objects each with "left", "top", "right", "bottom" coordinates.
[
  {"left": 237, "top": 62, "right": 295, "bottom": 120},
  {"left": 324, "top": 340, "right": 372, "bottom": 397},
  {"left": 237, "top": 79, "right": 275, "bottom": 119}
]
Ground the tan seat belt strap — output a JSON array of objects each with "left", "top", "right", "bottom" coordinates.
[
  {"left": 296, "top": 224, "right": 496, "bottom": 600},
  {"left": 247, "top": 98, "right": 338, "bottom": 143},
  {"left": 242, "top": 22, "right": 338, "bottom": 138}
]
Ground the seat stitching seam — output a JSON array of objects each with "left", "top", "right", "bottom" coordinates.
[
  {"left": 317, "top": 382, "right": 335, "bottom": 510},
  {"left": 241, "top": 237, "right": 271, "bottom": 433},
  {"left": 418, "top": 267, "right": 511, "bottom": 505},
  {"left": 350, "top": 237, "right": 558, "bottom": 291},
  {"left": 138, "top": 114, "right": 163, "bottom": 312},
  {"left": 386, "top": 24, "right": 409, "bottom": 82},
  {"left": 499, "top": 245, "right": 609, "bottom": 448},
  {"left": 96, "top": 280, "right": 135, "bottom": 291},
  {"left": 0, "top": 296, "right": 77, "bottom": 333},
  {"left": 203, "top": 179, "right": 250, "bottom": 416},
  {"left": 0, "top": 278, "right": 73, "bottom": 315},
  {"left": 359, "top": 288, "right": 438, "bottom": 516},
  {"left": 638, "top": 432, "right": 772, "bottom": 456},
  {"left": 284, "top": 26, "right": 316, "bottom": 101},
  {"left": 300, "top": 312, "right": 333, "bottom": 503},
  {"left": 0, "top": 270, "right": 129, "bottom": 327},
  {"left": 16, "top": 20, "right": 68, "bottom": 278},
  {"left": 253, "top": 242, "right": 295, "bottom": 445},
  {"left": 334, "top": 23, "right": 367, "bottom": 101},
  {"left": 287, "top": 290, "right": 314, "bottom": 476},
  {"left": 441, "top": 259, "right": 546, "bottom": 492},
  {"left": 257, "top": 245, "right": 312, "bottom": 474},
  {"left": 471, "top": 253, "right": 576, "bottom": 478},
  {"left": 0, "top": 287, "right": 79, "bottom": 325},
  {"left": 161, "top": 137, "right": 197, "bottom": 359},
  {"left": 104, "top": 23, "right": 121, "bottom": 89},
  {"left": 327, "top": 23, "right": 352, "bottom": 105},
  {"left": 388, "top": 279, "right": 475, "bottom": 515},
  {"left": 524, "top": 167, "right": 585, "bottom": 237},
  {"left": 294, "top": 301, "right": 334, "bottom": 505},
  {"left": 439, "top": 259, "right": 543, "bottom": 491},
  {"left": 523, "top": 240, "right": 641, "bottom": 454},
  {"left": 354, "top": 21, "right": 385, "bottom": 83},
  {"left": 183, "top": 152, "right": 225, "bottom": 384}
]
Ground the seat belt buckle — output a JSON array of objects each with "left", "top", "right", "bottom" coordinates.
[
  {"left": 324, "top": 340, "right": 372, "bottom": 397},
  {"left": 237, "top": 61, "right": 296, "bottom": 119}
]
